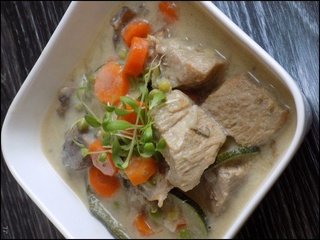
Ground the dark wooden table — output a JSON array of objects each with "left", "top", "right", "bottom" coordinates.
[{"left": 1, "top": 1, "right": 319, "bottom": 239}]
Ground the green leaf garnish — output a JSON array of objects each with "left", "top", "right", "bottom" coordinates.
[
  {"left": 114, "top": 107, "right": 132, "bottom": 116},
  {"left": 84, "top": 114, "right": 101, "bottom": 127},
  {"left": 103, "top": 120, "right": 138, "bottom": 132},
  {"left": 156, "top": 138, "right": 166, "bottom": 151},
  {"left": 142, "top": 142, "right": 155, "bottom": 157},
  {"left": 105, "top": 105, "right": 115, "bottom": 112},
  {"left": 141, "top": 125, "right": 153, "bottom": 143},
  {"left": 111, "top": 137, "right": 125, "bottom": 168},
  {"left": 71, "top": 56, "right": 167, "bottom": 171},
  {"left": 149, "top": 90, "right": 166, "bottom": 109},
  {"left": 120, "top": 96, "right": 139, "bottom": 113}
]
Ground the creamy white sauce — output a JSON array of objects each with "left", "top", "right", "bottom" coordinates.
[{"left": 41, "top": 1, "right": 297, "bottom": 238}]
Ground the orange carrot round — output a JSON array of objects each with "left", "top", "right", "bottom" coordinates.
[
  {"left": 121, "top": 19, "right": 151, "bottom": 47},
  {"left": 88, "top": 139, "right": 118, "bottom": 176},
  {"left": 94, "top": 62, "right": 129, "bottom": 104},
  {"left": 123, "top": 37, "right": 149, "bottom": 77},
  {"left": 88, "top": 165, "right": 120, "bottom": 197},
  {"left": 124, "top": 155, "right": 157, "bottom": 186},
  {"left": 159, "top": 1, "right": 179, "bottom": 23},
  {"left": 133, "top": 213, "right": 154, "bottom": 236}
]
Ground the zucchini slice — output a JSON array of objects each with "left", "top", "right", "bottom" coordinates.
[
  {"left": 168, "top": 188, "right": 208, "bottom": 239},
  {"left": 86, "top": 185, "right": 130, "bottom": 239},
  {"left": 213, "top": 146, "right": 259, "bottom": 168}
]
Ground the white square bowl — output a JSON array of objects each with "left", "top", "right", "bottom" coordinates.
[{"left": 1, "top": 1, "right": 312, "bottom": 239}]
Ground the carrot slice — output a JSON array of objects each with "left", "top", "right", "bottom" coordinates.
[
  {"left": 121, "top": 19, "right": 151, "bottom": 47},
  {"left": 133, "top": 213, "right": 154, "bottom": 236},
  {"left": 123, "top": 37, "right": 149, "bottom": 77},
  {"left": 159, "top": 1, "right": 179, "bottom": 22},
  {"left": 88, "top": 165, "right": 120, "bottom": 197},
  {"left": 88, "top": 139, "right": 118, "bottom": 176},
  {"left": 94, "top": 62, "right": 129, "bottom": 104},
  {"left": 124, "top": 155, "right": 157, "bottom": 186}
]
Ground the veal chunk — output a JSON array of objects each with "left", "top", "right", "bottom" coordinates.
[
  {"left": 62, "top": 128, "right": 95, "bottom": 171},
  {"left": 190, "top": 160, "right": 251, "bottom": 216},
  {"left": 202, "top": 73, "right": 290, "bottom": 147},
  {"left": 152, "top": 90, "right": 226, "bottom": 192},
  {"left": 155, "top": 37, "right": 226, "bottom": 91}
]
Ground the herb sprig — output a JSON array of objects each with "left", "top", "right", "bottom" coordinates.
[{"left": 70, "top": 58, "right": 167, "bottom": 169}]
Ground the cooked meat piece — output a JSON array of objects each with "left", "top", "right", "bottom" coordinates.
[
  {"left": 56, "top": 102, "right": 69, "bottom": 118},
  {"left": 121, "top": 178, "right": 151, "bottom": 212},
  {"left": 58, "top": 82, "right": 76, "bottom": 102},
  {"left": 192, "top": 160, "right": 251, "bottom": 216},
  {"left": 110, "top": 6, "right": 137, "bottom": 31},
  {"left": 202, "top": 73, "right": 290, "bottom": 146},
  {"left": 56, "top": 81, "right": 76, "bottom": 117},
  {"left": 152, "top": 89, "right": 193, "bottom": 133},
  {"left": 110, "top": 6, "right": 137, "bottom": 48},
  {"left": 152, "top": 90, "right": 226, "bottom": 192},
  {"left": 154, "top": 37, "right": 226, "bottom": 91},
  {"left": 61, "top": 128, "right": 95, "bottom": 171},
  {"left": 137, "top": 161, "right": 174, "bottom": 207},
  {"left": 120, "top": 161, "right": 173, "bottom": 208}
]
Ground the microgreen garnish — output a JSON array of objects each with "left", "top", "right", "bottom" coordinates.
[
  {"left": 69, "top": 57, "right": 167, "bottom": 170},
  {"left": 84, "top": 114, "right": 101, "bottom": 127}
]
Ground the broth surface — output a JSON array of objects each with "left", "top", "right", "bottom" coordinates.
[{"left": 41, "top": 1, "right": 297, "bottom": 238}]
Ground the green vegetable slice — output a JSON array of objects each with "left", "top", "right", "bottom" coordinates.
[
  {"left": 168, "top": 188, "right": 208, "bottom": 239},
  {"left": 213, "top": 146, "right": 260, "bottom": 168},
  {"left": 86, "top": 185, "right": 130, "bottom": 239}
]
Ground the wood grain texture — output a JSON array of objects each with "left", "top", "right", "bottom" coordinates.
[{"left": 1, "top": 1, "right": 318, "bottom": 239}]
